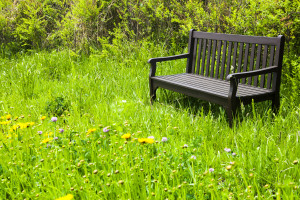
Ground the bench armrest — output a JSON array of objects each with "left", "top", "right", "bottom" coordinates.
[
  {"left": 226, "top": 66, "right": 278, "bottom": 81},
  {"left": 148, "top": 53, "right": 189, "bottom": 64}
]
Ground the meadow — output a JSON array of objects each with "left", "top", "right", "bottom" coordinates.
[{"left": 0, "top": 40, "right": 299, "bottom": 200}]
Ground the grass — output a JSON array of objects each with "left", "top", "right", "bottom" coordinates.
[{"left": 0, "top": 42, "right": 299, "bottom": 200}]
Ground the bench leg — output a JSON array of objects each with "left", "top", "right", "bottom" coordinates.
[
  {"left": 272, "top": 94, "right": 280, "bottom": 114},
  {"left": 150, "top": 82, "right": 158, "bottom": 104},
  {"left": 225, "top": 102, "right": 237, "bottom": 128}
]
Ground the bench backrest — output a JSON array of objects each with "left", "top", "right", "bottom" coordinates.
[{"left": 186, "top": 30, "right": 285, "bottom": 92}]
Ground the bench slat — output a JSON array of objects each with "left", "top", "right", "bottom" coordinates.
[
  {"left": 192, "top": 38, "right": 198, "bottom": 73},
  {"left": 206, "top": 40, "right": 212, "bottom": 77},
  {"left": 196, "top": 39, "right": 202, "bottom": 75},
  {"left": 237, "top": 42, "right": 244, "bottom": 74},
  {"left": 226, "top": 42, "right": 233, "bottom": 78},
  {"left": 210, "top": 40, "right": 217, "bottom": 77},
  {"left": 260, "top": 45, "right": 269, "bottom": 88},
  {"left": 248, "top": 44, "right": 256, "bottom": 85},
  {"left": 254, "top": 44, "right": 262, "bottom": 86},
  {"left": 193, "top": 31, "right": 280, "bottom": 45},
  {"left": 267, "top": 45, "right": 275, "bottom": 89},
  {"left": 152, "top": 74, "right": 272, "bottom": 98},
  {"left": 220, "top": 41, "right": 227, "bottom": 80},
  {"left": 201, "top": 39, "right": 207, "bottom": 76},
  {"left": 242, "top": 43, "right": 250, "bottom": 84},
  {"left": 232, "top": 42, "right": 238, "bottom": 73},
  {"left": 215, "top": 40, "right": 222, "bottom": 79}
]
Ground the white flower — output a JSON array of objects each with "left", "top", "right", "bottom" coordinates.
[{"left": 191, "top": 155, "right": 196, "bottom": 160}]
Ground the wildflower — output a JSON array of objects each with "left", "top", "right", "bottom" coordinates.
[
  {"left": 145, "top": 138, "right": 155, "bottom": 144},
  {"left": 122, "top": 100, "right": 127, "bottom": 103},
  {"left": 148, "top": 136, "right": 154, "bottom": 139},
  {"left": 41, "top": 116, "right": 46, "bottom": 120},
  {"left": 161, "top": 137, "right": 168, "bottom": 142},
  {"left": 183, "top": 144, "right": 188, "bottom": 148},
  {"left": 232, "top": 152, "right": 237, "bottom": 156},
  {"left": 41, "top": 138, "right": 53, "bottom": 144},
  {"left": 191, "top": 155, "right": 196, "bottom": 160},
  {"left": 54, "top": 137, "right": 59, "bottom": 140},
  {"left": 118, "top": 180, "right": 124, "bottom": 185},
  {"left": 138, "top": 138, "right": 154, "bottom": 144},
  {"left": 51, "top": 117, "right": 58, "bottom": 122},
  {"left": 121, "top": 133, "right": 131, "bottom": 139},
  {"left": 87, "top": 128, "right": 96, "bottom": 134},
  {"left": 59, "top": 129, "right": 64, "bottom": 133},
  {"left": 209, "top": 168, "right": 214, "bottom": 172},
  {"left": 103, "top": 127, "right": 109, "bottom": 132},
  {"left": 224, "top": 148, "right": 231, "bottom": 152},
  {"left": 5, "top": 114, "right": 12, "bottom": 120},
  {"left": 226, "top": 165, "right": 232, "bottom": 171},
  {"left": 38, "top": 131, "right": 43, "bottom": 135},
  {"left": 55, "top": 194, "right": 74, "bottom": 200}
]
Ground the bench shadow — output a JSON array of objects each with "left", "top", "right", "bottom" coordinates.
[{"left": 158, "top": 90, "right": 274, "bottom": 126}]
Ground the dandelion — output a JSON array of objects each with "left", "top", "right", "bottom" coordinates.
[
  {"left": 38, "top": 131, "right": 43, "bottom": 135},
  {"left": 55, "top": 194, "right": 74, "bottom": 200},
  {"left": 51, "top": 117, "right": 58, "bottom": 122},
  {"left": 209, "top": 168, "right": 214, "bottom": 172},
  {"left": 191, "top": 155, "right": 196, "bottom": 160},
  {"left": 59, "top": 129, "right": 64, "bottom": 133},
  {"left": 145, "top": 138, "right": 155, "bottom": 144},
  {"left": 5, "top": 114, "right": 12, "bottom": 120},
  {"left": 41, "top": 138, "right": 53, "bottom": 144},
  {"left": 138, "top": 138, "right": 154, "bottom": 144},
  {"left": 161, "top": 137, "right": 168, "bottom": 142},
  {"left": 224, "top": 148, "right": 231, "bottom": 152},
  {"left": 121, "top": 133, "right": 131, "bottom": 139},
  {"left": 103, "top": 127, "right": 109, "bottom": 132},
  {"left": 41, "top": 116, "right": 46, "bottom": 120},
  {"left": 87, "top": 128, "right": 96, "bottom": 134}
]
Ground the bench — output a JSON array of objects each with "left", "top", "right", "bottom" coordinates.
[{"left": 148, "top": 29, "right": 285, "bottom": 127}]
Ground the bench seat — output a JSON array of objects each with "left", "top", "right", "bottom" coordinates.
[{"left": 152, "top": 73, "right": 274, "bottom": 106}]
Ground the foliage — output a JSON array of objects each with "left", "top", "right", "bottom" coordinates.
[{"left": 46, "top": 96, "right": 70, "bottom": 117}]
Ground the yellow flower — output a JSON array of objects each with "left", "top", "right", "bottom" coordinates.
[
  {"left": 87, "top": 128, "right": 96, "bottom": 134},
  {"left": 0, "top": 121, "right": 11, "bottom": 125},
  {"left": 41, "top": 137, "right": 53, "bottom": 144},
  {"left": 138, "top": 138, "right": 147, "bottom": 144},
  {"left": 145, "top": 138, "right": 155, "bottom": 144},
  {"left": 121, "top": 133, "right": 131, "bottom": 139},
  {"left": 5, "top": 114, "right": 12, "bottom": 120},
  {"left": 44, "top": 132, "right": 53, "bottom": 137},
  {"left": 138, "top": 138, "right": 154, "bottom": 144},
  {"left": 41, "top": 116, "right": 46, "bottom": 120},
  {"left": 55, "top": 194, "right": 74, "bottom": 200}
]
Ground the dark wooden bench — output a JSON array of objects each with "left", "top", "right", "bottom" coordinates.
[{"left": 148, "top": 29, "right": 285, "bottom": 127}]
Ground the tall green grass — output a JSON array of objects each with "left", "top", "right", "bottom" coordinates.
[{"left": 0, "top": 42, "right": 299, "bottom": 199}]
